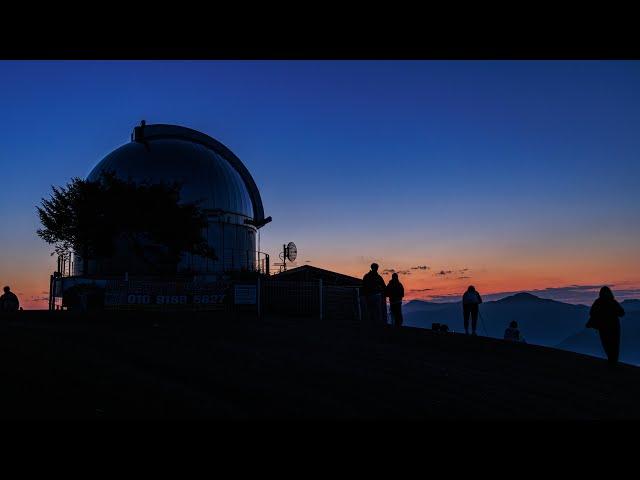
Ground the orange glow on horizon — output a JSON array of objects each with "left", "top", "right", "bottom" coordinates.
[{"left": 7, "top": 255, "right": 640, "bottom": 310}]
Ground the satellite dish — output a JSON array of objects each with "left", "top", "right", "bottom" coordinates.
[{"left": 286, "top": 242, "right": 297, "bottom": 262}]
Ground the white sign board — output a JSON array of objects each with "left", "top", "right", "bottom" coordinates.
[{"left": 235, "top": 285, "right": 257, "bottom": 305}]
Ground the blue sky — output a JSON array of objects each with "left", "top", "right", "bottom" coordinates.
[{"left": 0, "top": 61, "right": 638, "bottom": 307}]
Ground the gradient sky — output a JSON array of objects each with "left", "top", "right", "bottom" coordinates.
[{"left": 0, "top": 60, "right": 638, "bottom": 308}]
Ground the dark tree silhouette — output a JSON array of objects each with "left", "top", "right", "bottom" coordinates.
[{"left": 37, "top": 172, "right": 216, "bottom": 275}]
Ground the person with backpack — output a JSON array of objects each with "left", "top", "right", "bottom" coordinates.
[
  {"left": 462, "top": 285, "right": 482, "bottom": 335},
  {"left": 587, "top": 286, "right": 625, "bottom": 368},
  {"left": 0, "top": 286, "right": 20, "bottom": 312},
  {"left": 385, "top": 273, "right": 405, "bottom": 328}
]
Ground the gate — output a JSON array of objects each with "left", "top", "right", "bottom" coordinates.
[
  {"left": 323, "top": 285, "right": 361, "bottom": 322},
  {"left": 260, "top": 279, "right": 361, "bottom": 321},
  {"left": 260, "top": 280, "right": 319, "bottom": 316}
]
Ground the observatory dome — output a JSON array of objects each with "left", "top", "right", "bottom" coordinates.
[
  {"left": 87, "top": 124, "right": 263, "bottom": 220},
  {"left": 76, "top": 122, "right": 270, "bottom": 278}
]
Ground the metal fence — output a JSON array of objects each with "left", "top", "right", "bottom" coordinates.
[
  {"left": 323, "top": 285, "right": 362, "bottom": 322},
  {"left": 260, "top": 280, "right": 319, "bottom": 317},
  {"left": 260, "top": 279, "right": 361, "bottom": 321}
]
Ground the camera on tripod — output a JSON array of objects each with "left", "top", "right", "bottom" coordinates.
[{"left": 431, "top": 323, "right": 449, "bottom": 333}]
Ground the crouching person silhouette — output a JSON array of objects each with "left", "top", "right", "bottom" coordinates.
[
  {"left": 504, "top": 321, "right": 526, "bottom": 343},
  {"left": 385, "top": 273, "right": 405, "bottom": 328},
  {"left": 462, "top": 285, "right": 482, "bottom": 335}
]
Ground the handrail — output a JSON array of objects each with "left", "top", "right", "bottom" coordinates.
[{"left": 57, "top": 249, "right": 273, "bottom": 277}]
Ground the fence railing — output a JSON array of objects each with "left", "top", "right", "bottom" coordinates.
[
  {"left": 260, "top": 280, "right": 361, "bottom": 321},
  {"left": 260, "top": 280, "right": 319, "bottom": 316},
  {"left": 322, "top": 285, "right": 362, "bottom": 322},
  {"left": 55, "top": 249, "right": 271, "bottom": 277}
]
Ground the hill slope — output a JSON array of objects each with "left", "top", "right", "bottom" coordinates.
[
  {"left": 404, "top": 293, "right": 588, "bottom": 346},
  {"left": 557, "top": 311, "right": 640, "bottom": 365},
  {"left": 1, "top": 311, "right": 640, "bottom": 419}
]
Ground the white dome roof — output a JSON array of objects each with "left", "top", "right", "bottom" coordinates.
[
  {"left": 86, "top": 124, "right": 267, "bottom": 222},
  {"left": 88, "top": 139, "right": 253, "bottom": 217}
]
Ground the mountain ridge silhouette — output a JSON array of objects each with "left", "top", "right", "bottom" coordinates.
[
  {"left": 404, "top": 292, "right": 588, "bottom": 347},
  {"left": 403, "top": 291, "right": 638, "bottom": 365}
]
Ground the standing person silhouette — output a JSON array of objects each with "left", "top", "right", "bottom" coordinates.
[
  {"left": 362, "top": 263, "right": 386, "bottom": 326},
  {"left": 588, "top": 286, "right": 625, "bottom": 368},
  {"left": 0, "top": 286, "right": 20, "bottom": 312},
  {"left": 385, "top": 273, "right": 405, "bottom": 328},
  {"left": 462, "top": 285, "right": 482, "bottom": 335}
]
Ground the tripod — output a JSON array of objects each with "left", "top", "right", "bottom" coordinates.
[{"left": 478, "top": 310, "right": 489, "bottom": 336}]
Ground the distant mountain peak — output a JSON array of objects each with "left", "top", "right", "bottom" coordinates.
[
  {"left": 621, "top": 299, "right": 640, "bottom": 312},
  {"left": 497, "top": 292, "right": 543, "bottom": 303}
]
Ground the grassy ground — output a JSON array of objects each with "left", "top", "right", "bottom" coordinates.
[{"left": 1, "top": 310, "right": 638, "bottom": 419}]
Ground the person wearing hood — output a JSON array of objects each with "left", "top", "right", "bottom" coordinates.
[
  {"left": 385, "top": 273, "right": 405, "bottom": 328},
  {"left": 462, "top": 285, "right": 482, "bottom": 335},
  {"left": 587, "top": 286, "right": 625, "bottom": 368}
]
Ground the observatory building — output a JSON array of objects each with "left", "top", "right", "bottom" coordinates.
[
  {"left": 75, "top": 122, "right": 271, "bottom": 280},
  {"left": 46, "top": 122, "right": 362, "bottom": 318}
]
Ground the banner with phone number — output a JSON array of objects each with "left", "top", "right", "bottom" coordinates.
[{"left": 104, "top": 280, "right": 233, "bottom": 310}]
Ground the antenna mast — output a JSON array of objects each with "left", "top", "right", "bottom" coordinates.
[{"left": 274, "top": 242, "right": 297, "bottom": 273}]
